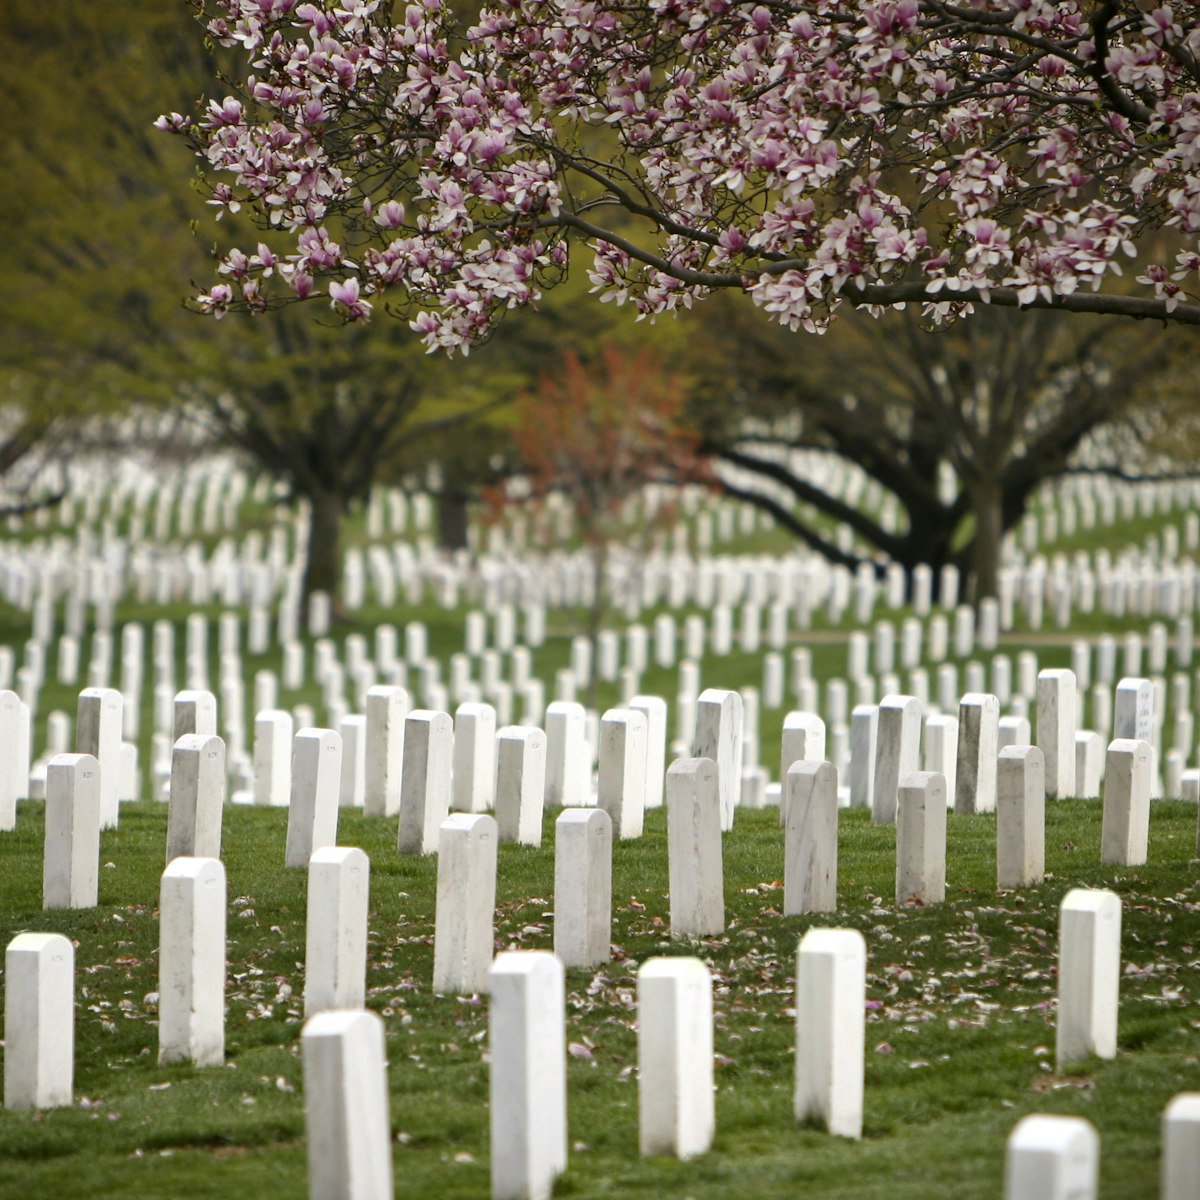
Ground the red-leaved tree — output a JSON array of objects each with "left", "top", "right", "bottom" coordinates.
[{"left": 492, "top": 345, "right": 708, "bottom": 668}]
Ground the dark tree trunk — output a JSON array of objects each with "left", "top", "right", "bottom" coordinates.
[
  {"left": 892, "top": 516, "right": 956, "bottom": 603},
  {"left": 968, "top": 478, "right": 1003, "bottom": 605},
  {"left": 304, "top": 486, "right": 343, "bottom": 613},
  {"left": 438, "top": 490, "right": 471, "bottom": 551},
  {"left": 583, "top": 538, "right": 608, "bottom": 712}
]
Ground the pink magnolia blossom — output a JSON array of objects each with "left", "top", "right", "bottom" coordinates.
[
  {"left": 154, "top": 112, "right": 191, "bottom": 133},
  {"left": 164, "top": 0, "right": 1200, "bottom": 347},
  {"left": 197, "top": 284, "right": 234, "bottom": 318},
  {"left": 328, "top": 277, "right": 372, "bottom": 320},
  {"left": 374, "top": 199, "right": 406, "bottom": 228}
]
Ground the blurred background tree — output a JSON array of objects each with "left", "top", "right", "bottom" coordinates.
[
  {"left": 488, "top": 345, "right": 709, "bottom": 684},
  {"left": 0, "top": 2, "right": 505, "bottom": 609},
  {"left": 5, "top": 0, "right": 1196, "bottom": 614},
  {"left": 685, "top": 299, "right": 1191, "bottom": 601}
]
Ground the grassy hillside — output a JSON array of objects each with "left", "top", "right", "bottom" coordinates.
[{"left": 0, "top": 797, "right": 1196, "bottom": 1198}]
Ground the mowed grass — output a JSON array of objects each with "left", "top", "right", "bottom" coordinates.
[{"left": 0, "top": 796, "right": 1197, "bottom": 1199}]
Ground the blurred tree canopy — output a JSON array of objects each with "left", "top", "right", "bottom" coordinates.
[
  {"left": 0, "top": 4, "right": 477, "bottom": 604},
  {"left": 10, "top": 0, "right": 1192, "bottom": 610},
  {"left": 685, "top": 298, "right": 1193, "bottom": 600},
  {"left": 0, "top": 1, "right": 685, "bottom": 605}
]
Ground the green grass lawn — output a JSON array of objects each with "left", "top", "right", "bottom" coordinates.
[
  {"left": 0, "top": 796, "right": 1197, "bottom": 1198},
  {"left": 0, "top": 482, "right": 1196, "bottom": 1198}
]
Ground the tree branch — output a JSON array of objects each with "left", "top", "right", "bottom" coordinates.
[
  {"left": 844, "top": 280, "right": 1200, "bottom": 325},
  {"left": 1061, "top": 464, "right": 1200, "bottom": 483},
  {"left": 714, "top": 477, "right": 876, "bottom": 574},
  {"left": 1088, "top": 1, "right": 1154, "bottom": 126},
  {"left": 708, "top": 441, "right": 908, "bottom": 559}
]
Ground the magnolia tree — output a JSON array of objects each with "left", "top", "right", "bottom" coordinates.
[{"left": 164, "top": 0, "right": 1200, "bottom": 350}]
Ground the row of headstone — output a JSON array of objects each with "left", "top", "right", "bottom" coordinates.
[
  {"left": 36, "top": 618, "right": 1195, "bottom": 797},
  {"left": 22, "top": 671, "right": 1196, "bottom": 929},
  {"left": 15, "top": 512, "right": 1200, "bottom": 633},
  {"left": 30, "top": 433, "right": 1200, "bottom": 552},
  {"left": 12, "top": 477, "right": 1200, "bottom": 684},
  {"left": 9, "top": 867, "right": 1120, "bottom": 1081},
  {"left": 15, "top": 887, "right": 1188, "bottom": 1200},
  {"left": 0, "top": 667, "right": 1180, "bottom": 844},
  {"left": 13, "top": 530, "right": 1200, "bottom": 810}
]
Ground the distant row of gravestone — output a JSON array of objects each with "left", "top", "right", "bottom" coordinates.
[{"left": 11, "top": 576, "right": 1200, "bottom": 816}]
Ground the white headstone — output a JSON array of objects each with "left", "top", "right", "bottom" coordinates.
[
  {"left": 763, "top": 653, "right": 784, "bottom": 709},
  {"left": 1004, "top": 1114, "right": 1098, "bottom": 1200},
  {"left": 922, "top": 715, "right": 957, "bottom": 808},
  {"left": 304, "top": 846, "right": 369, "bottom": 1016},
  {"left": 43, "top": 753, "right": 100, "bottom": 910},
  {"left": 158, "top": 856, "right": 225, "bottom": 1066},
  {"left": 780, "top": 710, "right": 826, "bottom": 824},
  {"left": 913, "top": 564, "right": 932, "bottom": 615},
  {"left": 784, "top": 761, "right": 838, "bottom": 915},
  {"left": 0, "top": 691, "right": 23, "bottom": 829},
  {"left": 598, "top": 708, "right": 648, "bottom": 840},
  {"left": 992, "top": 654, "right": 1013, "bottom": 705},
  {"left": 929, "top": 613, "right": 949, "bottom": 660},
  {"left": 489, "top": 951, "right": 567, "bottom": 1200},
  {"left": 666, "top": 758, "right": 724, "bottom": 938},
  {"left": 874, "top": 621, "right": 895, "bottom": 674},
  {"left": 1056, "top": 888, "right": 1120, "bottom": 1071},
  {"left": 166, "top": 733, "right": 226, "bottom": 863},
  {"left": 76, "top": 687, "right": 122, "bottom": 829},
  {"left": 286, "top": 728, "right": 342, "bottom": 868},
  {"left": 848, "top": 705, "right": 877, "bottom": 810},
  {"left": 629, "top": 695, "right": 668, "bottom": 810},
  {"left": 397, "top": 710, "right": 453, "bottom": 855},
  {"left": 998, "top": 714, "right": 1032, "bottom": 751},
  {"left": 794, "top": 928, "right": 865, "bottom": 1139},
  {"left": 710, "top": 606, "right": 732, "bottom": 656},
  {"left": 1073, "top": 730, "right": 1104, "bottom": 799},
  {"left": 1101, "top": 738, "right": 1152, "bottom": 866},
  {"left": 1162, "top": 1093, "right": 1200, "bottom": 1200},
  {"left": 638, "top": 958, "right": 714, "bottom": 1160},
  {"left": 452, "top": 701, "right": 496, "bottom": 814},
  {"left": 654, "top": 614, "right": 676, "bottom": 668},
  {"left": 1114, "top": 677, "right": 1154, "bottom": 742},
  {"left": 337, "top": 714, "right": 366, "bottom": 808},
  {"left": 118, "top": 739, "right": 139, "bottom": 803},
  {"left": 1036, "top": 669, "right": 1077, "bottom": 798},
  {"left": 545, "top": 701, "right": 589, "bottom": 808},
  {"left": 896, "top": 771, "right": 946, "bottom": 904},
  {"left": 553, "top": 808, "right": 612, "bottom": 968},
  {"left": 978, "top": 598, "right": 1000, "bottom": 649},
  {"left": 692, "top": 689, "right": 743, "bottom": 832},
  {"left": 872, "top": 695, "right": 922, "bottom": 825},
  {"left": 955, "top": 693, "right": 1000, "bottom": 814},
  {"left": 494, "top": 725, "right": 547, "bottom": 846},
  {"left": 936, "top": 664, "right": 959, "bottom": 715},
  {"left": 597, "top": 629, "right": 620, "bottom": 679},
  {"left": 302, "top": 1010, "right": 393, "bottom": 1200},
  {"left": 174, "top": 688, "right": 217, "bottom": 742},
  {"left": 3, "top": 932, "right": 74, "bottom": 1110},
  {"left": 433, "top": 813, "right": 498, "bottom": 995},
  {"left": 363, "top": 685, "right": 407, "bottom": 817},
  {"left": 997, "top": 746, "right": 1045, "bottom": 888},
  {"left": 253, "top": 710, "right": 293, "bottom": 807}
]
